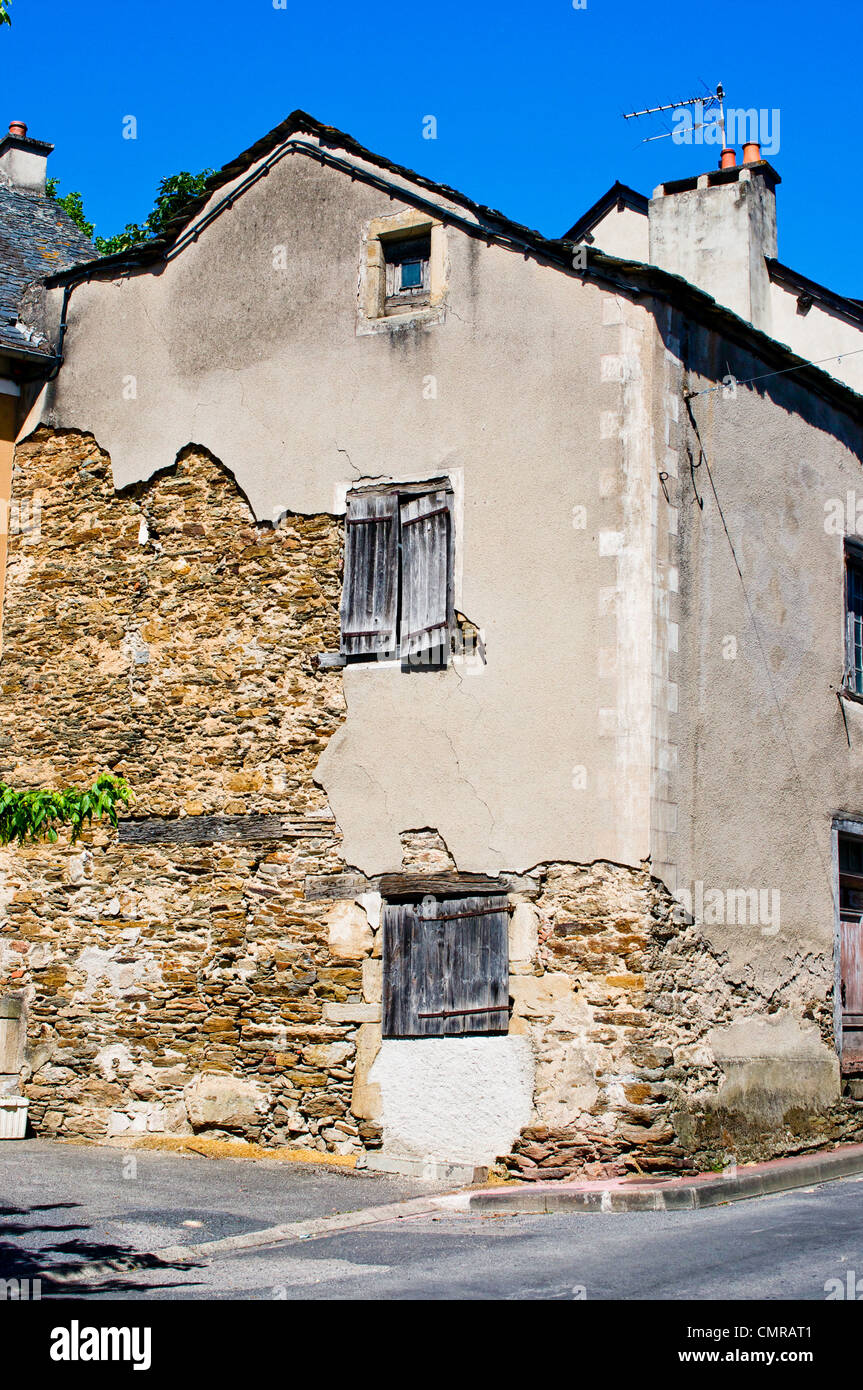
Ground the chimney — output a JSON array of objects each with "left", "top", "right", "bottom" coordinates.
[
  {"left": 647, "top": 157, "right": 780, "bottom": 332},
  {"left": 0, "top": 121, "right": 54, "bottom": 194}
]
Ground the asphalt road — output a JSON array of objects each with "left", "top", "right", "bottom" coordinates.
[{"left": 4, "top": 1140, "right": 863, "bottom": 1301}]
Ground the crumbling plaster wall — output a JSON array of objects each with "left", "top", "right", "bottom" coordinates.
[
  {"left": 27, "top": 141, "right": 664, "bottom": 878},
  {"left": 1, "top": 425, "right": 858, "bottom": 1165}
]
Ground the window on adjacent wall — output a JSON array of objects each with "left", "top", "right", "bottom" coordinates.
[
  {"left": 846, "top": 541, "right": 863, "bottom": 696},
  {"left": 382, "top": 235, "right": 431, "bottom": 314},
  {"left": 382, "top": 895, "right": 509, "bottom": 1037},
  {"left": 339, "top": 484, "right": 453, "bottom": 667},
  {"left": 838, "top": 832, "right": 863, "bottom": 1073}
]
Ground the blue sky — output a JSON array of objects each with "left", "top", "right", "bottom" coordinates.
[{"left": 2, "top": 0, "right": 858, "bottom": 293}]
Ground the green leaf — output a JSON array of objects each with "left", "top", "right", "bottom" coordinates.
[{"left": 0, "top": 773, "right": 131, "bottom": 845}]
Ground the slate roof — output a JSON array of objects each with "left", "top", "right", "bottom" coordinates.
[{"left": 0, "top": 182, "right": 95, "bottom": 357}]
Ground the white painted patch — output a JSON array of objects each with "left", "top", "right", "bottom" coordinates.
[
  {"left": 598, "top": 530, "right": 625, "bottom": 556},
  {"left": 74, "top": 945, "right": 162, "bottom": 999},
  {"left": 356, "top": 891, "right": 382, "bottom": 930},
  {"left": 370, "top": 1036, "right": 535, "bottom": 1167},
  {"left": 95, "top": 1043, "right": 135, "bottom": 1079}
]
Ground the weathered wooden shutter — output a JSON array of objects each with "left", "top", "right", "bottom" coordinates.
[
  {"left": 382, "top": 894, "right": 509, "bottom": 1037},
  {"left": 839, "top": 833, "right": 863, "bottom": 1071},
  {"left": 847, "top": 551, "right": 863, "bottom": 694},
  {"left": 841, "top": 918, "right": 863, "bottom": 1072},
  {"left": 399, "top": 490, "right": 451, "bottom": 658},
  {"left": 340, "top": 492, "right": 398, "bottom": 657}
]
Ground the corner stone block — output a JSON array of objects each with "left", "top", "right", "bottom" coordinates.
[
  {"left": 351, "top": 1022, "right": 383, "bottom": 1121},
  {"left": 362, "top": 957, "right": 382, "bottom": 1004},
  {"left": 508, "top": 901, "right": 539, "bottom": 973},
  {"left": 326, "top": 901, "right": 374, "bottom": 960},
  {"left": 322, "top": 1002, "right": 381, "bottom": 1024},
  {"left": 184, "top": 1073, "right": 268, "bottom": 1131},
  {"left": 510, "top": 972, "right": 575, "bottom": 1019}
]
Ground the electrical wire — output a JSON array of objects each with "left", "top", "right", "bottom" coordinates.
[{"left": 684, "top": 346, "right": 863, "bottom": 399}]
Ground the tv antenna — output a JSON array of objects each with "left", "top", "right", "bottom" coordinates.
[{"left": 622, "top": 82, "right": 725, "bottom": 145}]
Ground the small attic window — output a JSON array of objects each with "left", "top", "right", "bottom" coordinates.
[{"left": 383, "top": 235, "right": 431, "bottom": 313}]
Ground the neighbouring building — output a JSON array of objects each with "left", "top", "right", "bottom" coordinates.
[
  {"left": 1, "top": 110, "right": 863, "bottom": 1180},
  {"left": 0, "top": 121, "right": 94, "bottom": 628}
]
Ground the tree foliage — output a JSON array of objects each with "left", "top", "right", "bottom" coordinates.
[
  {"left": 0, "top": 3, "right": 11, "bottom": 29},
  {"left": 46, "top": 168, "right": 214, "bottom": 256},
  {"left": 45, "top": 178, "right": 94, "bottom": 239},
  {"left": 0, "top": 773, "right": 131, "bottom": 846}
]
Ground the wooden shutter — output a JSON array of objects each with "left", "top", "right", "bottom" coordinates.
[
  {"left": 847, "top": 550, "right": 863, "bottom": 694},
  {"left": 399, "top": 490, "right": 451, "bottom": 658},
  {"left": 382, "top": 894, "right": 509, "bottom": 1038},
  {"left": 839, "top": 833, "right": 863, "bottom": 1072},
  {"left": 340, "top": 492, "right": 398, "bottom": 657}
]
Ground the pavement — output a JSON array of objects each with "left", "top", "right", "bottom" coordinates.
[
  {"left": 5, "top": 1137, "right": 863, "bottom": 1299},
  {"left": 470, "top": 1141, "right": 863, "bottom": 1212}
]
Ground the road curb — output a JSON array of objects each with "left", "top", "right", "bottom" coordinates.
[
  {"left": 45, "top": 1191, "right": 470, "bottom": 1285},
  {"left": 469, "top": 1141, "right": 863, "bottom": 1213}
]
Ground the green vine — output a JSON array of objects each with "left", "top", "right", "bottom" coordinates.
[{"left": 0, "top": 774, "right": 131, "bottom": 845}]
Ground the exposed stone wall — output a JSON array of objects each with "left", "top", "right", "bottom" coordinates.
[
  {"left": 0, "top": 827, "right": 383, "bottom": 1151},
  {"left": 505, "top": 862, "right": 687, "bottom": 1178},
  {"left": 0, "top": 427, "right": 375, "bottom": 1151},
  {"left": 0, "top": 428, "right": 345, "bottom": 813},
  {"left": 505, "top": 861, "right": 863, "bottom": 1179}
]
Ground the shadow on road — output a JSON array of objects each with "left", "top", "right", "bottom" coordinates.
[{"left": 0, "top": 1199, "right": 205, "bottom": 1297}]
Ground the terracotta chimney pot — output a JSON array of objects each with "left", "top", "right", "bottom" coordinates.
[
  {"left": 742, "top": 141, "right": 761, "bottom": 165},
  {"left": 7, "top": 121, "right": 27, "bottom": 139},
  {"left": 720, "top": 147, "right": 737, "bottom": 170}
]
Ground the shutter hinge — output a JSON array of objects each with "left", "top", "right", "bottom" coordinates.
[{"left": 417, "top": 1004, "right": 509, "bottom": 1018}]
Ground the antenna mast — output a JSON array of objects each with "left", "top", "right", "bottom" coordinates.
[{"left": 623, "top": 83, "right": 726, "bottom": 145}]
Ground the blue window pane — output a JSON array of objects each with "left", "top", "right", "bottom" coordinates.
[{"left": 400, "top": 260, "right": 422, "bottom": 289}]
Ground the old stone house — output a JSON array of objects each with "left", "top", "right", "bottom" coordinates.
[{"left": 1, "top": 110, "right": 863, "bottom": 1180}]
